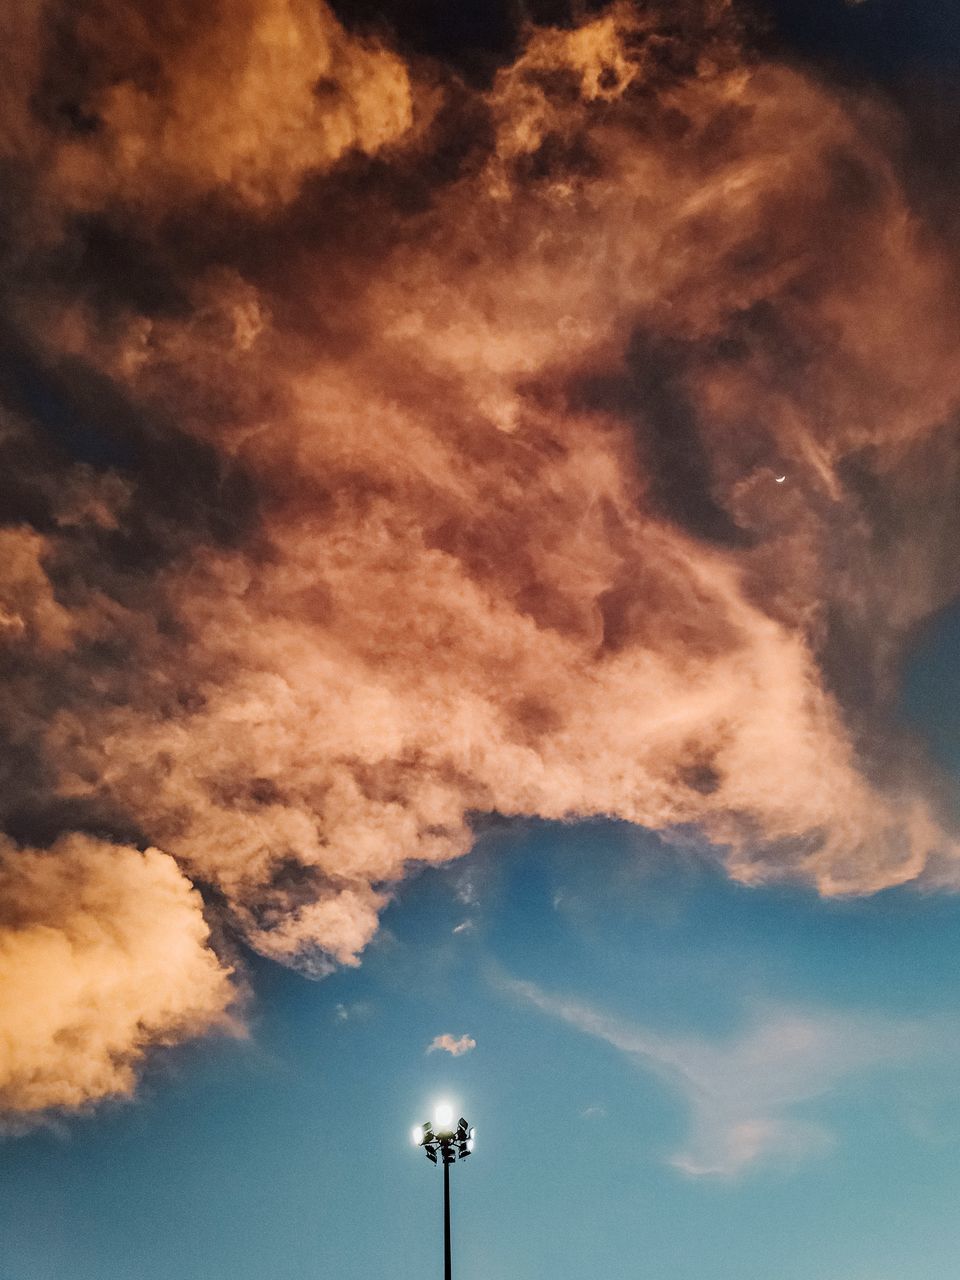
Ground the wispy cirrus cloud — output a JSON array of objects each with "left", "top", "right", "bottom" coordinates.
[
  {"left": 427, "top": 1034, "right": 477, "bottom": 1057},
  {"left": 333, "top": 1001, "right": 371, "bottom": 1024},
  {"left": 507, "top": 977, "right": 933, "bottom": 1177}
]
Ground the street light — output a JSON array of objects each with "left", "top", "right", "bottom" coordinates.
[{"left": 412, "top": 1104, "right": 475, "bottom": 1280}]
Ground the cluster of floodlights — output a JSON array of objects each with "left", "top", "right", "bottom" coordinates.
[{"left": 411, "top": 1103, "right": 475, "bottom": 1163}]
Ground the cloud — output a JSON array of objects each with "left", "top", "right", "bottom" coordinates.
[
  {"left": 427, "top": 1034, "right": 477, "bottom": 1057},
  {"left": 452, "top": 920, "right": 475, "bottom": 935},
  {"left": 0, "top": 835, "right": 237, "bottom": 1121},
  {"left": 508, "top": 977, "right": 928, "bottom": 1177},
  {"left": 333, "top": 1000, "right": 371, "bottom": 1023},
  {"left": 454, "top": 877, "right": 480, "bottom": 909},
  {"left": 11, "top": 0, "right": 418, "bottom": 216},
  {"left": 0, "top": 0, "right": 959, "bottom": 1118}
]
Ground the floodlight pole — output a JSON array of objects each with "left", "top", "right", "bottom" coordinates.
[
  {"left": 443, "top": 1156, "right": 451, "bottom": 1280},
  {"left": 412, "top": 1112, "right": 475, "bottom": 1280}
]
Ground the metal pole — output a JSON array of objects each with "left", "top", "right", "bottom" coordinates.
[{"left": 443, "top": 1151, "right": 452, "bottom": 1280}]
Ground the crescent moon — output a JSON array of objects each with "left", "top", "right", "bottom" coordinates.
[{"left": 775, "top": 475, "right": 786, "bottom": 483}]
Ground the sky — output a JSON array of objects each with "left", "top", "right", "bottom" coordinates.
[{"left": 2, "top": 0, "right": 960, "bottom": 1276}]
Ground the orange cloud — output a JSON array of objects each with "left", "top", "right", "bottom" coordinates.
[
  {"left": 39, "top": 0, "right": 417, "bottom": 214},
  {"left": 0, "top": 835, "right": 237, "bottom": 1120},
  {"left": 427, "top": 1034, "right": 477, "bottom": 1057},
  {"left": 1, "top": 0, "right": 959, "bottom": 1118}
]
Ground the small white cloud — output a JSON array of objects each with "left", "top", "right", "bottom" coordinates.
[
  {"left": 452, "top": 919, "right": 474, "bottom": 935},
  {"left": 506, "top": 976, "right": 930, "bottom": 1178},
  {"left": 454, "top": 874, "right": 478, "bottom": 907},
  {"left": 580, "top": 1104, "right": 607, "bottom": 1119},
  {"left": 333, "top": 1000, "right": 371, "bottom": 1023},
  {"left": 427, "top": 1033, "right": 477, "bottom": 1057}
]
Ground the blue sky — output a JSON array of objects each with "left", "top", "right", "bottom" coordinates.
[{"left": 3, "top": 603, "right": 959, "bottom": 1280}]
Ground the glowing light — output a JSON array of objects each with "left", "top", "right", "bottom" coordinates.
[
  {"left": 434, "top": 1102, "right": 454, "bottom": 1130},
  {"left": 412, "top": 1125, "right": 423, "bottom": 1146},
  {"left": 775, "top": 475, "right": 787, "bottom": 484}
]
